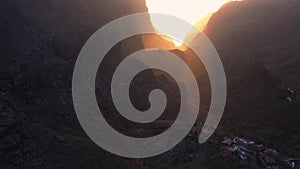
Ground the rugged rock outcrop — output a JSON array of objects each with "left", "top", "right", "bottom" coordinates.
[
  {"left": 199, "top": 0, "right": 300, "bottom": 159},
  {"left": 0, "top": 1, "right": 149, "bottom": 168}
]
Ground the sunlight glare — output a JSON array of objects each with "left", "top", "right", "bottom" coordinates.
[{"left": 146, "top": 0, "right": 229, "bottom": 47}]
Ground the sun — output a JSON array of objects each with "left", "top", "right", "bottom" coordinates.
[
  {"left": 173, "top": 39, "right": 183, "bottom": 47},
  {"left": 146, "top": 0, "right": 229, "bottom": 47}
]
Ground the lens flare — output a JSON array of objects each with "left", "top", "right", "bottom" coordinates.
[{"left": 146, "top": 0, "right": 229, "bottom": 47}]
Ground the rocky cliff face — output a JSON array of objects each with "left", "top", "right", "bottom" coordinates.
[
  {"left": 0, "top": 1, "right": 148, "bottom": 169},
  {"left": 203, "top": 0, "right": 300, "bottom": 87},
  {"left": 199, "top": 0, "right": 300, "bottom": 158}
]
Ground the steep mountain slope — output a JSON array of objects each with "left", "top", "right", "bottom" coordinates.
[
  {"left": 204, "top": 0, "right": 300, "bottom": 87},
  {"left": 197, "top": 0, "right": 300, "bottom": 157},
  {"left": 0, "top": 1, "right": 148, "bottom": 169}
]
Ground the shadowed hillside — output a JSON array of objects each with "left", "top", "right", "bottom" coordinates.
[
  {"left": 0, "top": 1, "right": 148, "bottom": 169},
  {"left": 201, "top": 0, "right": 300, "bottom": 158},
  {"left": 1, "top": 0, "right": 299, "bottom": 169}
]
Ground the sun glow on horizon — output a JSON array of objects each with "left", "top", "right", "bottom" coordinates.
[
  {"left": 173, "top": 39, "right": 183, "bottom": 47},
  {"left": 146, "top": 0, "right": 229, "bottom": 47}
]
